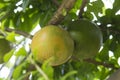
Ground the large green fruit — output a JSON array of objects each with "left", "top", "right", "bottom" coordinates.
[
  {"left": 31, "top": 25, "right": 74, "bottom": 66},
  {"left": 67, "top": 19, "right": 103, "bottom": 59},
  {"left": 0, "top": 38, "right": 11, "bottom": 63}
]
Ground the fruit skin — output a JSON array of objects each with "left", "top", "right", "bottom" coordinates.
[
  {"left": 107, "top": 69, "right": 120, "bottom": 80},
  {"left": 0, "top": 38, "right": 11, "bottom": 63},
  {"left": 67, "top": 19, "right": 103, "bottom": 59},
  {"left": 31, "top": 25, "right": 74, "bottom": 66}
]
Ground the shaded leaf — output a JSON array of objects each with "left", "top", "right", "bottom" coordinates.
[
  {"left": 114, "top": 44, "right": 120, "bottom": 58},
  {"left": 61, "top": 70, "right": 77, "bottom": 80},
  {"left": 22, "top": 0, "right": 30, "bottom": 12}
]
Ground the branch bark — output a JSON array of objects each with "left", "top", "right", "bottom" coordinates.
[
  {"left": 83, "top": 58, "right": 118, "bottom": 69},
  {"left": 78, "top": 0, "right": 88, "bottom": 19},
  {"left": 72, "top": 56, "right": 118, "bottom": 69},
  {"left": 5, "top": 28, "right": 33, "bottom": 39},
  {"left": 48, "top": 0, "right": 76, "bottom": 25}
]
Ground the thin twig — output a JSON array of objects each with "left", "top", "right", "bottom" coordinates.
[
  {"left": 30, "top": 57, "right": 49, "bottom": 80},
  {"left": 5, "top": 27, "right": 33, "bottom": 39},
  {"left": 48, "top": 0, "right": 76, "bottom": 25},
  {"left": 72, "top": 56, "right": 118, "bottom": 69},
  {"left": 8, "top": 49, "right": 31, "bottom": 80},
  {"left": 7, "top": 57, "right": 20, "bottom": 80},
  {"left": 99, "top": 25, "right": 120, "bottom": 35},
  {"left": 0, "top": 63, "right": 6, "bottom": 71},
  {"left": 78, "top": 0, "right": 88, "bottom": 19},
  {"left": 83, "top": 58, "right": 118, "bottom": 69},
  {"left": 108, "top": 27, "right": 120, "bottom": 35}
]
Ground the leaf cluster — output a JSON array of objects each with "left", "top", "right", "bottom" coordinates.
[{"left": 0, "top": 0, "right": 120, "bottom": 80}]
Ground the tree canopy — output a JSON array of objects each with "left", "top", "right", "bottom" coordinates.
[{"left": 0, "top": 0, "right": 120, "bottom": 80}]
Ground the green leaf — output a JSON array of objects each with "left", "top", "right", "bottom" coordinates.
[
  {"left": 114, "top": 44, "right": 120, "bottom": 58},
  {"left": 39, "top": 10, "right": 52, "bottom": 27},
  {"left": 62, "top": 12, "right": 77, "bottom": 26},
  {"left": 62, "top": 8, "right": 67, "bottom": 16},
  {"left": 97, "top": 39, "right": 110, "bottom": 61},
  {"left": 29, "top": 11, "right": 40, "bottom": 29},
  {"left": 22, "top": 0, "right": 30, "bottom": 12},
  {"left": 12, "top": 10, "right": 40, "bottom": 32},
  {"left": 3, "top": 49, "right": 14, "bottom": 62},
  {"left": 3, "top": 18, "right": 10, "bottom": 28},
  {"left": 99, "top": 15, "right": 112, "bottom": 25},
  {"left": 61, "top": 70, "right": 77, "bottom": 80},
  {"left": 15, "top": 47, "right": 27, "bottom": 57},
  {"left": 13, "top": 64, "right": 23, "bottom": 79},
  {"left": 85, "top": 0, "right": 104, "bottom": 19},
  {"left": 37, "top": 77, "right": 45, "bottom": 80},
  {"left": 6, "top": 32, "right": 16, "bottom": 42},
  {"left": 41, "top": 59, "right": 54, "bottom": 79},
  {"left": 74, "top": 0, "right": 82, "bottom": 10},
  {"left": 84, "top": 12, "right": 94, "bottom": 20},
  {"left": 113, "top": 0, "right": 120, "bottom": 13},
  {"left": 71, "top": 61, "right": 97, "bottom": 80}
]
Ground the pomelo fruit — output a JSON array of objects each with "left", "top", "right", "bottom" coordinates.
[
  {"left": 31, "top": 25, "right": 74, "bottom": 66},
  {"left": 67, "top": 19, "right": 103, "bottom": 59}
]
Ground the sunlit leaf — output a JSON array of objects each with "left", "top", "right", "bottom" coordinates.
[
  {"left": 3, "top": 49, "right": 14, "bottom": 62},
  {"left": 62, "top": 8, "right": 67, "bottom": 16},
  {"left": 13, "top": 64, "right": 23, "bottom": 79},
  {"left": 6, "top": 31, "right": 16, "bottom": 42},
  {"left": 15, "top": 47, "right": 27, "bottom": 57},
  {"left": 41, "top": 58, "right": 54, "bottom": 79}
]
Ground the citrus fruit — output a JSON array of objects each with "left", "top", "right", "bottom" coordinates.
[
  {"left": 67, "top": 19, "right": 103, "bottom": 59},
  {"left": 0, "top": 38, "right": 11, "bottom": 63},
  {"left": 31, "top": 25, "right": 74, "bottom": 66}
]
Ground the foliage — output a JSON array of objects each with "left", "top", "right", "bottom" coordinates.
[{"left": 0, "top": 0, "right": 120, "bottom": 80}]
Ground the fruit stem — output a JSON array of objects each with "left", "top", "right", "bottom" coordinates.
[{"left": 29, "top": 56, "right": 49, "bottom": 80}]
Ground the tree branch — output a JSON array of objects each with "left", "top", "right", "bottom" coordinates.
[
  {"left": 0, "top": 63, "right": 6, "bottom": 72},
  {"left": 5, "top": 28, "right": 33, "bottom": 39},
  {"left": 72, "top": 56, "right": 118, "bottom": 69},
  {"left": 99, "top": 25, "right": 120, "bottom": 35},
  {"left": 78, "top": 0, "right": 88, "bottom": 19},
  {"left": 52, "top": 0, "right": 60, "bottom": 7},
  {"left": 48, "top": 0, "right": 76, "bottom": 25},
  {"left": 83, "top": 58, "right": 118, "bottom": 69}
]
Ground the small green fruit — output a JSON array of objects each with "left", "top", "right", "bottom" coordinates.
[{"left": 68, "top": 19, "right": 103, "bottom": 59}]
